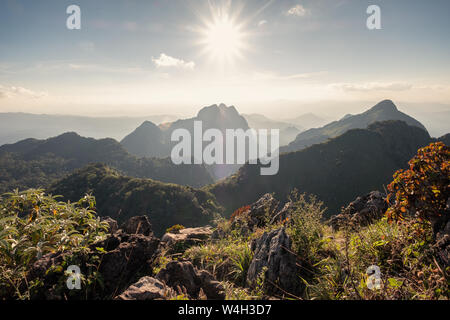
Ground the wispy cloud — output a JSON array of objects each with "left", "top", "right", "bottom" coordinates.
[
  {"left": 332, "top": 82, "right": 413, "bottom": 92},
  {"left": 285, "top": 4, "right": 309, "bottom": 17},
  {"left": 151, "top": 53, "right": 195, "bottom": 70},
  {"left": 258, "top": 20, "right": 268, "bottom": 27},
  {"left": 0, "top": 85, "right": 47, "bottom": 99},
  {"left": 252, "top": 71, "right": 327, "bottom": 81}
]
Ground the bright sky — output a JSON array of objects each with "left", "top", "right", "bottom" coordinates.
[{"left": 1, "top": 0, "right": 450, "bottom": 117}]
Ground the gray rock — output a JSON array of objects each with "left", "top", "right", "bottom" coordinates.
[
  {"left": 156, "top": 260, "right": 225, "bottom": 300},
  {"left": 270, "top": 202, "right": 294, "bottom": 225},
  {"left": 119, "top": 215, "right": 153, "bottom": 236},
  {"left": 115, "top": 276, "right": 175, "bottom": 300},
  {"left": 246, "top": 228, "right": 302, "bottom": 297},
  {"left": 96, "top": 231, "right": 160, "bottom": 294},
  {"left": 160, "top": 227, "right": 213, "bottom": 254},
  {"left": 231, "top": 194, "right": 280, "bottom": 232},
  {"left": 330, "top": 191, "right": 388, "bottom": 230}
]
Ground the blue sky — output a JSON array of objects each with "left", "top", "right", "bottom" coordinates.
[{"left": 1, "top": 0, "right": 450, "bottom": 117}]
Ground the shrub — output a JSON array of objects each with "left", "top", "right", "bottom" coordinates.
[
  {"left": 386, "top": 142, "right": 449, "bottom": 231},
  {"left": 287, "top": 191, "right": 327, "bottom": 270},
  {"left": 0, "top": 189, "right": 109, "bottom": 299},
  {"left": 229, "top": 205, "right": 250, "bottom": 222},
  {"left": 166, "top": 224, "right": 185, "bottom": 234}
]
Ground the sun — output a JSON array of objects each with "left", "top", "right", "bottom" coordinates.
[{"left": 201, "top": 13, "right": 246, "bottom": 63}]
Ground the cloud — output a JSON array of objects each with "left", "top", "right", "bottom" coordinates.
[
  {"left": 332, "top": 82, "right": 413, "bottom": 92},
  {"left": 252, "top": 71, "right": 327, "bottom": 81},
  {"left": 286, "top": 4, "right": 308, "bottom": 17},
  {"left": 258, "top": 20, "right": 268, "bottom": 27},
  {"left": 0, "top": 85, "right": 47, "bottom": 99},
  {"left": 151, "top": 53, "right": 195, "bottom": 70}
]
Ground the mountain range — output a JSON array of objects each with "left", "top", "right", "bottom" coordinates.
[
  {"left": 282, "top": 100, "right": 427, "bottom": 153},
  {"left": 0, "top": 132, "right": 213, "bottom": 193},
  {"left": 121, "top": 103, "right": 250, "bottom": 180},
  {"left": 1, "top": 100, "right": 448, "bottom": 237}
]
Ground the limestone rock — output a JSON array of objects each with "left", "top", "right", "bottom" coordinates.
[
  {"left": 115, "top": 276, "right": 175, "bottom": 300},
  {"left": 156, "top": 260, "right": 225, "bottom": 300},
  {"left": 119, "top": 215, "right": 153, "bottom": 236},
  {"left": 246, "top": 228, "right": 302, "bottom": 297}
]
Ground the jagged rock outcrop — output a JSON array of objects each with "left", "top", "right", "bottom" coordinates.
[
  {"left": 94, "top": 231, "right": 160, "bottom": 295},
  {"left": 160, "top": 227, "right": 212, "bottom": 254},
  {"left": 246, "top": 228, "right": 302, "bottom": 297},
  {"left": 231, "top": 194, "right": 280, "bottom": 232},
  {"left": 120, "top": 215, "right": 153, "bottom": 236},
  {"left": 329, "top": 191, "right": 388, "bottom": 230},
  {"left": 156, "top": 260, "right": 225, "bottom": 300},
  {"left": 115, "top": 276, "right": 175, "bottom": 300},
  {"left": 270, "top": 201, "right": 294, "bottom": 225}
]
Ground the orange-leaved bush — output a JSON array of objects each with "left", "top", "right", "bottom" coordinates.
[
  {"left": 386, "top": 142, "right": 449, "bottom": 229},
  {"left": 229, "top": 205, "right": 251, "bottom": 222}
]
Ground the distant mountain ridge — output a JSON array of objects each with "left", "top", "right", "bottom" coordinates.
[
  {"left": 282, "top": 100, "right": 427, "bottom": 153},
  {"left": 207, "top": 120, "right": 446, "bottom": 217},
  {"left": 0, "top": 112, "right": 178, "bottom": 146},
  {"left": 0, "top": 132, "right": 213, "bottom": 193},
  {"left": 286, "top": 113, "right": 328, "bottom": 130},
  {"left": 242, "top": 113, "right": 302, "bottom": 146}
]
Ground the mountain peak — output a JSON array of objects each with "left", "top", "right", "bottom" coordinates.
[
  {"left": 137, "top": 120, "right": 159, "bottom": 130},
  {"left": 197, "top": 103, "right": 240, "bottom": 120},
  {"left": 370, "top": 100, "right": 398, "bottom": 112}
]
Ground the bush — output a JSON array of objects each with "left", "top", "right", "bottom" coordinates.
[
  {"left": 166, "top": 224, "right": 185, "bottom": 234},
  {"left": 386, "top": 142, "right": 449, "bottom": 231},
  {"left": 287, "top": 191, "right": 327, "bottom": 271},
  {"left": 0, "top": 189, "right": 109, "bottom": 299}
]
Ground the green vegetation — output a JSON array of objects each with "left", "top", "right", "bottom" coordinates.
[
  {"left": 0, "top": 189, "right": 109, "bottom": 299},
  {"left": 49, "top": 163, "right": 223, "bottom": 236},
  {"left": 166, "top": 224, "right": 186, "bottom": 234}
]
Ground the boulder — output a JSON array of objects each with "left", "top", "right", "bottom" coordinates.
[
  {"left": 115, "top": 276, "right": 175, "bottom": 300},
  {"left": 330, "top": 191, "right": 388, "bottom": 230},
  {"left": 246, "top": 228, "right": 302, "bottom": 297},
  {"left": 156, "top": 260, "right": 225, "bottom": 300},
  {"left": 95, "top": 231, "right": 160, "bottom": 294},
  {"left": 119, "top": 215, "right": 153, "bottom": 237},
  {"left": 160, "top": 227, "right": 212, "bottom": 254}
]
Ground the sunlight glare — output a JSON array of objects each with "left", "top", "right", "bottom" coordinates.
[{"left": 202, "top": 14, "right": 245, "bottom": 63}]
